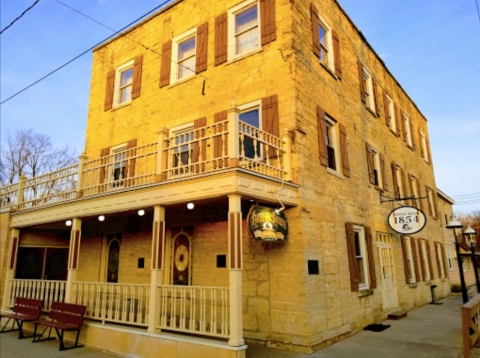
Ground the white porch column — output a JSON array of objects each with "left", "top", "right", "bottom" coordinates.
[
  {"left": 227, "top": 103, "right": 241, "bottom": 169},
  {"left": 76, "top": 152, "right": 88, "bottom": 198},
  {"left": 156, "top": 126, "right": 169, "bottom": 182},
  {"left": 65, "top": 218, "right": 82, "bottom": 303},
  {"left": 2, "top": 228, "right": 20, "bottom": 310},
  {"left": 228, "top": 194, "right": 244, "bottom": 346},
  {"left": 148, "top": 205, "right": 166, "bottom": 333}
]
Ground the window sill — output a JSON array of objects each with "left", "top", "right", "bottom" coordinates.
[
  {"left": 226, "top": 48, "right": 263, "bottom": 67},
  {"left": 373, "top": 185, "right": 385, "bottom": 192},
  {"left": 326, "top": 167, "right": 345, "bottom": 179},
  {"left": 390, "top": 129, "right": 398, "bottom": 137},
  {"left": 169, "top": 75, "right": 197, "bottom": 89},
  {"left": 111, "top": 101, "right": 132, "bottom": 112},
  {"left": 358, "top": 289, "right": 374, "bottom": 298},
  {"left": 409, "top": 283, "right": 418, "bottom": 288},
  {"left": 318, "top": 61, "right": 338, "bottom": 80},
  {"left": 365, "top": 106, "right": 379, "bottom": 118}
]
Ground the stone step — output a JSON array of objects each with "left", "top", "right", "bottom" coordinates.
[{"left": 387, "top": 311, "right": 407, "bottom": 320}]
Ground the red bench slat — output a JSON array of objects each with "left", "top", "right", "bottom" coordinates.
[
  {"left": 15, "top": 297, "right": 43, "bottom": 308},
  {"left": 13, "top": 306, "right": 41, "bottom": 318},
  {"left": 48, "top": 311, "right": 84, "bottom": 327},
  {"left": 51, "top": 302, "right": 86, "bottom": 315}
]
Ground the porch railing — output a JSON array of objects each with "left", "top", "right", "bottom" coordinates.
[
  {"left": 158, "top": 285, "right": 229, "bottom": 339},
  {"left": 462, "top": 293, "right": 480, "bottom": 358},
  {"left": 1, "top": 114, "right": 292, "bottom": 212},
  {"left": 72, "top": 282, "right": 150, "bottom": 327},
  {"left": 6, "top": 279, "right": 66, "bottom": 311}
]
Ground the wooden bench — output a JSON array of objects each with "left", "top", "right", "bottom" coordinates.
[
  {"left": 0, "top": 297, "right": 44, "bottom": 339},
  {"left": 32, "top": 301, "right": 86, "bottom": 351}
]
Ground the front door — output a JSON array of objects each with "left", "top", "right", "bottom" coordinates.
[
  {"left": 16, "top": 247, "right": 68, "bottom": 281},
  {"left": 377, "top": 234, "right": 398, "bottom": 311},
  {"left": 172, "top": 234, "right": 190, "bottom": 286}
]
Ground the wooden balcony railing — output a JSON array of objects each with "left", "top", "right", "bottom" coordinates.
[
  {"left": 6, "top": 279, "right": 66, "bottom": 311},
  {"left": 0, "top": 110, "right": 292, "bottom": 212}
]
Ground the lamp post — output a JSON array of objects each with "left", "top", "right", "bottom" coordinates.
[
  {"left": 464, "top": 225, "right": 480, "bottom": 294},
  {"left": 447, "top": 215, "right": 468, "bottom": 303}
]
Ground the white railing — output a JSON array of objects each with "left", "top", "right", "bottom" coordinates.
[
  {"left": 163, "top": 119, "right": 229, "bottom": 180},
  {"left": 72, "top": 282, "right": 150, "bottom": 327},
  {"left": 239, "top": 120, "right": 286, "bottom": 179},
  {"left": 7, "top": 279, "right": 66, "bottom": 311},
  {"left": 19, "top": 164, "right": 79, "bottom": 210},
  {"left": 81, "top": 143, "right": 158, "bottom": 197},
  {"left": 158, "top": 285, "right": 229, "bottom": 338},
  {"left": 0, "top": 183, "right": 18, "bottom": 210}
]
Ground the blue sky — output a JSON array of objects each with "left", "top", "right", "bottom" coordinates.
[{"left": 1, "top": 0, "right": 479, "bottom": 212}]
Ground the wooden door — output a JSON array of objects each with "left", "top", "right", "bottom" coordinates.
[
  {"left": 45, "top": 248, "right": 68, "bottom": 281},
  {"left": 15, "top": 247, "right": 45, "bottom": 279},
  {"left": 377, "top": 234, "right": 399, "bottom": 310},
  {"left": 173, "top": 234, "right": 190, "bottom": 286}
]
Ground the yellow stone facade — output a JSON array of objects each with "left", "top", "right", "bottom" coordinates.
[{"left": 1, "top": 0, "right": 454, "bottom": 355}]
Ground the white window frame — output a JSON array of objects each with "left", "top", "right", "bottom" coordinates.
[
  {"left": 354, "top": 225, "right": 369, "bottom": 290},
  {"left": 411, "top": 175, "right": 419, "bottom": 207},
  {"left": 362, "top": 68, "right": 375, "bottom": 111},
  {"left": 109, "top": 143, "right": 128, "bottom": 183},
  {"left": 427, "top": 187, "right": 437, "bottom": 217},
  {"left": 395, "top": 166, "right": 405, "bottom": 204},
  {"left": 386, "top": 94, "right": 396, "bottom": 133},
  {"left": 420, "top": 131, "right": 429, "bottom": 163},
  {"left": 405, "top": 237, "right": 416, "bottom": 283},
  {"left": 446, "top": 245, "right": 455, "bottom": 271},
  {"left": 436, "top": 243, "right": 446, "bottom": 279},
  {"left": 228, "top": 0, "right": 261, "bottom": 61},
  {"left": 238, "top": 100, "right": 263, "bottom": 160},
  {"left": 169, "top": 123, "right": 195, "bottom": 171},
  {"left": 371, "top": 147, "right": 383, "bottom": 189},
  {"left": 171, "top": 28, "right": 197, "bottom": 84},
  {"left": 421, "top": 240, "right": 430, "bottom": 281},
  {"left": 325, "top": 116, "right": 340, "bottom": 174},
  {"left": 316, "top": 14, "right": 334, "bottom": 72},
  {"left": 404, "top": 114, "right": 413, "bottom": 147},
  {"left": 113, "top": 60, "right": 134, "bottom": 108}
]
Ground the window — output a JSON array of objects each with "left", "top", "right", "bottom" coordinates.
[
  {"left": 172, "top": 29, "right": 197, "bottom": 82},
  {"left": 446, "top": 245, "right": 455, "bottom": 271},
  {"left": 404, "top": 114, "right": 413, "bottom": 147},
  {"left": 405, "top": 237, "right": 416, "bottom": 283},
  {"left": 394, "top": 165, "right": 405, "bottom": 204},
  {"left": 420, "top": 131, "right": 429, "bottom": 163},
  {"left": 386, "top": 94, "right": 396, "bottom": 133},
  {"left": 325, "top": 117, "right": 340, "bottom": 172},
  {"left": 420, "top": 240, "right": 430, "bottom": 281},
  {"left": 427, "top": 187, "right": 437, "bottom": 217},
  {"left": 113, "top": 60, "right": 134, "bottom": 107},
  {"left": 354, "top": 226, "right": 369, "bottom": 289},
  {"left": 239, "top": 100, "right": 262, "bottom": 159},
  {"left": 229, "top": 0, "right": 260, "bottom": 60},
  {"left": 362, "top": 69, "right": 375, "bottom": 111},
  {"left": 111, "top": 144, "right": 128, "bottom": 186},
  {"left": 410, "top": 175, "right": 419, "bottom": 208},
  {"left": 436, "top": 243, "right": 446, "bottom": 279},
  {"left": 366, "top": 144, "right": 383, "bottom": 188},
  {"left": 170, "top": 124, "right": 194, "bottom": 175}
]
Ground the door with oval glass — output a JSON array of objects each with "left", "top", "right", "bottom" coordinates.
[
  {"left": 377, "top": 233, "right": 399, "bottom": 311},
  {"left": 172, "top": 234, "right": 190, "bottom": 285}
]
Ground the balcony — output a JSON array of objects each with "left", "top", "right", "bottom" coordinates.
[{"left": 1, "top": 106, "right": 293, "bottom": 213}]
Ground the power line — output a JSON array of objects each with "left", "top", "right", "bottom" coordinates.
[
  {"left": 0, "top": 0, "right": 41, "bottom": 35},
  {"left": 0, "top": 0, "right": 173, "bottom": 105},
  {"left": 452, "top": 192, "right": 480, "bottom": 197},
  {"left": 476, "top": 0, "right": 480, "bottom": 28},
  {"left": 455, "top": 201, "right": 480, "bottom": 205}
]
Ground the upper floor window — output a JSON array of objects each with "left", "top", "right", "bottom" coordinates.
[
  {"left": 114, "top": 60, "right": 134, "bottom": 106},
  {"left": 362, "top": 68, "right": 375, "bottom": 111},
  {"left": 170, "top": 124, "right": 194, "bottom": 175},
  {"left": 420, "top": 240, "right": 430, "bottom": 281},
  {"left": 172, "top": 29, "right": 197, "bottom": 83},
  {"left": 404, "top": 237, "right": 416, "bottom": 283},
  {"left": 229, "top": 0, "right": 260, "bottom": 60},
  {"left": 410, "top": 175, "right": 419, "bottom": 208},
  {"left": 366, "top": 143, "right": 384, "bottom": 188},
  {"left": 239, "top": 100, "right": 262, "bottom": 159},
  {"left": 325, "top": 117, "right": 340, "bottom": 171},
  {"left": 393, "top": 164, "right": 406, "bottom": 204},
  {"left": 420, "top": 131, "right": 429, "bottom": 163},
  {"left": 427, "top": 187, "right": 437, "bottom": 218},
  {"left": 354, "top": 225, "right": 369, "bottom": 290},
  {"left": 445, "top": 245, "right": 455, "bottom": 271},
  {"left": 404, "top": 114, "right": 413, "bottom": 147},
  {"left": 111, "top": 143, "right": 128, "bottom": 184},
  {"left": 436, "top": 243, "right": 446, "bottom": 279},
  {"left": 386, "top": 94, "right": 396, "bottom": 133}
]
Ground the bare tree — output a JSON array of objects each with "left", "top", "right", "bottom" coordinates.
[{"left": 1, "top": 128, "right": 78, "bottom": 185}]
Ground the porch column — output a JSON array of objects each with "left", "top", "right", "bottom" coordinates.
[
  {"left": 2, "top": 228, "right": 20, "bottom": 310},
  {"left": 148, "top": 205, "right": 166, "bottom": 334},
  {"left": 227, "top": 103, "right": 241, "bottom": 168},
  {"left": 65, "top": 218, "right": 82, "bottom": 303},
  {"left": 228, "top": 194, "right": 244, "bottom": 346}
]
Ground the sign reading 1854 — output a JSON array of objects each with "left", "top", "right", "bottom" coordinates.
[{"left": 387, "top": 206, "right": 427, "bottom": 235}]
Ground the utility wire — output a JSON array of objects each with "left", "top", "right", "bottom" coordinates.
[
  {"left": 0, "top": 0, "right": 172, "bottom": 105},
  {"left": 476, "top": 0, "right": 480, "bottom": 28},
  {"left": 0, "top": 0, "right": 41, "bottom": 35},
  {"left": 452, "top": 192, "right": 480, "bottom": 198}
]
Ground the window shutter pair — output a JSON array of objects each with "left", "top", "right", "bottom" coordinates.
[
  {"left": 383, "top": 90, "right": 390, "bottom": 127},
  {"left": 426, "top": 240, "right": 434, "bottom": 280},
  {"left": 400, "top": 236, "right": 411, "bottom": 284},
  {"left": 193, "top": 117, "right": 207, "bottom": 172},
  {"left": 391, "top": 162, "right": 399, "bottom": 199},
  {"left": 160, "top": 41, "right": 172, "bottom": 88},
  {"left": 372, "top": 78, "right": 381, "bottom": 116},
  {"left": 357, "top": 60, "right": 366, "bottom": 104},
  {"left": 260, "top": 0, "right": 277, "bottom": 45},
  {"left": 345, "top": 223, "right": 376, "bottom": 291},
  {"left": 213, "top": 111, "right": 228, "bottom": 168},
  {"left": 411, "top": 237, "right": 421, "bottom": 282},
  {"left": 99, "top": 147, "right": 110, "bottom": 184},
  {"left": 365, "top": 143, "right": 375, "bottom": 185},
  {"left": 196, "top": 22, "right": 209, "bottom": 73}
]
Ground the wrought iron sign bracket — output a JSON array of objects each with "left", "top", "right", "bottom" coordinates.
[{"left": 380, "top": 192, "right": 428, "bottom": 204}]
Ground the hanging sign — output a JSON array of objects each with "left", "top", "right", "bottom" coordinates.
[
  {"left": 248, "top": 206, "right": 288, "bottom": 242},
  {"left": 387, "top": 206, "right": 427, "bottom": 235}
]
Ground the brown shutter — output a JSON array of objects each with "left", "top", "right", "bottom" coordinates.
[
  {"left": 365, "top": 227, "right": 377, "bottom": 289},
  {"left": 215, "top": 13, "right": 228, "bottom": 66},
  {"left": 391, "top": 162, "right": 399, "bottom": 199},
  {"left": 426, "top": 137, "right": 432, "bottom": 164},
  {"left": 332, "top": 29, "right": 342, "bottom": 79},
  {"left": 260, "top": 0, "right": 276, "bottom": 46},
  {"left": 419, "top": 128, "right": 425, "bottom": 157},
  {"left": 311, "top": 4, "right": 321, "bottom": 58},
  {"left": 394, "top": 104, "right": 401, "bottom": 137},
  {"left": 339, "top": 123, "right": 350, "bottom": 177},
  {"left": 416, "top": 179, "right": 423, "bottom": 211},
  {"left": 131, "top": 55, "right": 143, "bottom": 100},
  {"left": 441, "top": 244, "right": 448, "bottom": 277},
  {"left": 383, "top": 90, "right": 390, "bottom": 127},
  {"left": 317, "top": 106, "right": 328, "bottom": 167},
  {"left": 426, "top": 240, "right": 434, "bottom": 280},
  {"left": 160, "top": 41, "right": 172, "bottom": 88},
  {"left": 193, "top": 117, "right": 207, "bottom": 173},
  {"left": 263, "top": 95, "right": 280, "bottom": 158},
  {"left": 125, "top": 139, "right": 137, "bottom": 181},
  {"left": 365, "top": 143, "right": 375, "bottom": 185},
  {"left": 434, "top": 242, "right": 442, "bottom": 278},
  {"left": 410, "top": 120, "right": 416, "bottom": 150},
  {"left": 401, "top": 236, "right": 411, "bottom": 284},
  {"left": 408, "top": 174, "right": 416, "bottom": 208},
  {"left": 196, "top": 22, "right": 209, "bottom": 73},
  {"left": 99, "top": 147, "right": 110, "bottom": 184},
  {"left": 358, "top": 60, "right": 366, "bottom": 103},
  {"left": 418, "top": 239, "right": 426, "bottom": 281},
  {"left": 346, "top": 223, "right": 359, "bottom": 291},
  {"left": 426, "top": 185, "right": 433, "bottom": 216},
  {"left": 433, "top": 190, "right": 439, "bottom": 219},
  {"left": 372, "top": 77, "right": 381, "bottom": 116},
  {"left": 411, "top": 237, "right": 421, "bottom": 282},
  {"left": 379, "top": 153, "right": 387, "bottom": 190},
  {"left": 104, "top": 69, "right": 115, "bottom": 111},
  {"left": 401, "top": 169, "right": 409, "bottom": 205},
  {"left": 214, "top": 111, "right": 228, "bottom": 168},
  {"left": 402, "top": 112, "right": 408, "bottom": 142}
]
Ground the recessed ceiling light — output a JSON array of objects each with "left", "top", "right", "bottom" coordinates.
[
  {"left": 187, "top": 203, "right": 194, "bottom": 210},
  {"left": 99, "top": 215, "right": 105, "bottom": 222},
  {"left": 138, "top": 209, "right": 145, "bottom": 216}
]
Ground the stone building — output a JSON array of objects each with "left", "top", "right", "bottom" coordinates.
[{"left": 0, "top": 0, "right": 452, "bottom": 356}]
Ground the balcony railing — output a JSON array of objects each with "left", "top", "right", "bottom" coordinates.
[
  {"left": 1, "top": 113, "right": 292, "bottom": 212},
  {"left": 6, "top": 279, "right": 66, "bottom": 311}
]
